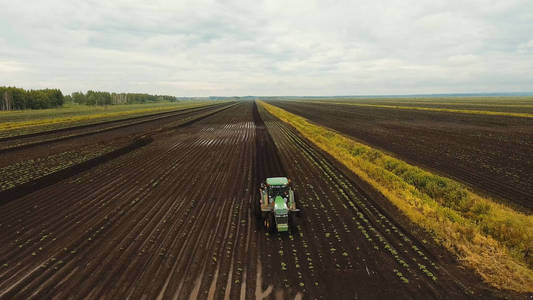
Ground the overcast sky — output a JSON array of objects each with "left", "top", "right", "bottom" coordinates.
[{"left": 1, "top": 0, "right": 532, "bottom": 96}]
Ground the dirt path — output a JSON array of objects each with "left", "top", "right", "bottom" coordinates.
[{"left": 0, "top": 102, "right": 505, "bottom": 299}]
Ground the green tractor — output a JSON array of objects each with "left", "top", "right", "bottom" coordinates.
[{"left": 257, "top": 177, "right": 300, "bottom": 233}]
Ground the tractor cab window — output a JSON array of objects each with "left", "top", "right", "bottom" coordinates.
[{"left": 268, "top": 185, "right": 290, "bottom": 199}]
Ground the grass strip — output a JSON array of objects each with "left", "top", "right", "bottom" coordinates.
[
  {"left": 303, "top": 101, "right": 533, "bottom": 119},
  {"left": 259, "top": 100, "right": 533, "bottom": 292}
]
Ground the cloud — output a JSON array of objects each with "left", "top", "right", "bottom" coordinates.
[
  {"left": 0, "top": 60, "right": 26, "bottom": 73},
  {"left": 0, "top": 0, "right": 532, "bottom": 95}
]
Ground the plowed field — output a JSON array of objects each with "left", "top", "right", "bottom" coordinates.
[
  {"left": 0, "top": 102, "right": 504, "bottom": 298},
  {"left": 270, "top": 101, "right": 533, "bottom": 211}
]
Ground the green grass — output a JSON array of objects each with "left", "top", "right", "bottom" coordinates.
[{"left": 260, "top": 100, "right": 533, "bottom": 293}]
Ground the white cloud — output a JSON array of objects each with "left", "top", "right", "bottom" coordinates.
[
  {"left": 0, "top": 60, "right": 26, "bottom": 73},
  {"left": 447, "top": 54, "right": 480, "bottom": 65},
  {"left": 0, "top": 0, "right": 532, "bottom": 95},
  {"left": 518, "top": 40, "right": 533, "bottom": 53}
]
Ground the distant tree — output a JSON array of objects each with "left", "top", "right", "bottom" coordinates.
[
  {"left": 74, "top": 91, "right": 176, "bottom": 106},
  {"left": 0, "top": 86, "right": 65, "bottom": 110},
  {"left": 0, "top": 87, "right": 179, "bottom": 110},
  {"left": 71, "top": 92, "right": 86, "bottom": 104},
  {"left": 64, "top": 95, "right": 73, "bottom": 104}
]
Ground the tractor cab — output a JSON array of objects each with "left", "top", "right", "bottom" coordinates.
[
  {"left": 257, "top": 177, "right": 299, "bottom": 232},
  {"left": 265, "top": 177, "right": 290, "bottom": 203}
]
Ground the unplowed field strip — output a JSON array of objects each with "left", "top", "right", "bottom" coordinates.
[
  {"left": 270, "top": 101, "right": 533, "bottom": 211},
  {"left": 0, "top": 102, "right": 501, "bottom": 298}
]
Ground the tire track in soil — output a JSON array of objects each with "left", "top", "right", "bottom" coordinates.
[{"left": 251, "top": 101, "right": 292, "bottom": 299}]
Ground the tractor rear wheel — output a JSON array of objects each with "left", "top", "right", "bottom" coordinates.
[
  {"left": 255, "top": 192, "right": 263, "bottom": 219},
  {"left": 264, "top": 213, "right": 275, "bottom": 233}
]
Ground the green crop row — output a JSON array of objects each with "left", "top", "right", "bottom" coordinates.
[
  {"left": 0, "top": 146, "right": 115, "bottom": 191},
  {"left": 273, "top": 120, "right": 439, "bottom": 283}
]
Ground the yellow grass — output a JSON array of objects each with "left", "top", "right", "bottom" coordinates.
[
  {"left": 0, "top": 102, "right": 213, "bottom": 132},
  {"left": 304, "top": 101, "right": 533, "bottom": 118},
  {"left": 259, "top": 100, "right": 533, "bottom": 292}
]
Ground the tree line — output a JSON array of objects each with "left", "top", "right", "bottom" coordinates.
[
  {"left": 68, "top": 91, "right": 177, "bottom": 106},
  {"left": 1, "top": 86, "right": 178, "bottom": 111},
  {"left": 0, "top": 87, "right": 64, "bottom": 111}
]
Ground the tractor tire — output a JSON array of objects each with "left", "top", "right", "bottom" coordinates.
[
  {"left": 264, "top": 213, "right": 275, "bottom": 233},
  {"left": 257, "top": 203, "right": 261, "bottom": 219},
  {"left": 253, "top": 197, "right": 260, "bottom": 219},
  {"left": 269, "top": 213, "right": 276, "bottom": 233},
  {"left": 254, "top": 208, "right": 263, "bottom": 231}
]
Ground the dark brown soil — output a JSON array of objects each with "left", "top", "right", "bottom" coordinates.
[
  {"left": 317, "top": 99, "right": 533, "bottom": 114},
  {"left": 0, "top": 102, "right": 517, "bottom": 299},
  {"left": 0, "top": 103, "right": 231, "bottom": 170},
  {"left": 0, "top": 103, "right": 229, "bottom": 159},
  {"left": 270, "top": 101, "right": 533, "bottom": 212}
]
